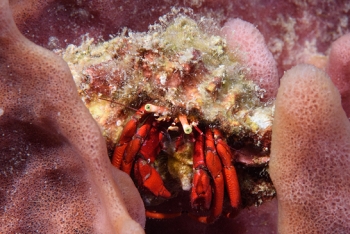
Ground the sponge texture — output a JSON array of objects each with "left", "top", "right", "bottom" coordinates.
[
  {"left": 0, "top": 0, "right": 145, "bottom": 232},
  {"left": 221, "top": 18, "right": 279, "bottom": 101},
  {"left": 269, "top": 64, "right": 350, "bottom": 233},
  {"left": 326, "top": 33, "right": 350, "bottom": 116}
]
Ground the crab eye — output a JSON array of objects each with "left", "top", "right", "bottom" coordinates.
[
  {"left": 178, "top": 114, "right": 192, "bottom": 134},
  {"left": 183, "top": 125, "right": 192, "bottom": 134},
  {"left": 145, "top": 104, "right": 153, "bottom": 112}
]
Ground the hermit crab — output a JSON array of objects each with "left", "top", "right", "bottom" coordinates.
[
  {"left": 58, "top": 9, "right": 275, "bottom": 223},
  {"left": 110, "top": 103, "right": 241, "bottom": 223}
]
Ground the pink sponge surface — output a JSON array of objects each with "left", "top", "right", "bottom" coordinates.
[
  {"left": 221, "top": 18, "right": 279, "bottom": 101},
  {"left": 270, "top": 64, "right": 350, "bottom": 233},
  {"left": 0, "top": 0, "right": 145, "bottom": 232},
  {"left": 326, "top": 33, "right": 350, "bottom": 116}
]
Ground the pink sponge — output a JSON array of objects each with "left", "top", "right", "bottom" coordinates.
[
  {"left": 270, "top": 64, "right": 350, "bottom": 233},
  {"left": 0, "top": 0, "right": 145, "bottom": 232},
  {"left": 221, "top": 18, "right": 279, "bottom": 101},
  {"left": 326, "top": 33, "right": 350, "bottom": 116}
]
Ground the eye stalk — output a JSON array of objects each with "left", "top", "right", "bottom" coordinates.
[{"left": 179, "top": 114, "right": 192, "bottom": 134}]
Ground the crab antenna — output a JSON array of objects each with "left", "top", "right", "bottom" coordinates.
[
  {"left": 98, "top": 97, "right": 140, "bottom": 112},
  {"left": 178, "top": 114, "right": 192, "bottom": 134}
]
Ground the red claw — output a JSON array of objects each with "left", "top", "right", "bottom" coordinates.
[
  {"left": 191, "top": 169, "right": 212, "bottom": 210},
  {"left": 134, "top": 158, "right": 171, "bottom": 198}
]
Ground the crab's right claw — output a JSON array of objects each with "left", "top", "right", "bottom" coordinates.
[{"left": 134, "top": 158, "right": 171, "bottom": 198}]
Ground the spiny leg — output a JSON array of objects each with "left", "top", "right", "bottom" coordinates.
[
  {"left": 191, "top": 130, "right": 212, "bottom": 210},
  {"left": 111, "top": 104, "right": 147, "bottom": 168},
  {"left": 121, "top": 117, "right": 152, "bottom": 174},
  {"left": 112, "top": 103, "right": 168, "bottom": 169},
  {"left": 194, "top": 128, "right": 224, "bottom": 223},
  {"left": 213, "top": 129, "right": 241, "bottom": 208}
]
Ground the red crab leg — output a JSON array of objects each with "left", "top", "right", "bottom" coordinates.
[
  {"left": 213, "top": 129, "right": 241, "bottom": 208},
  {"left": 112, "top": 103, "right": 168, "bottom": 169},
  {"left": 111, "top": 105, "right": 147, "bottom": 168},
  {"left": 128, "top": 120, "right": 172, "bottom": 198},
  {"left": 134, "top": 158, "right": 171, "bottom": 198},
  {"left": 120, "top": 117, "right": 152, "bottom": 174},
  {"left": 198, "top": 128, "right": 224, "bottom": 223},
  {"left": 191, "top": 130, "right": 212, "bottom": 210},
  {"left": 139, "top": 122, "right": 162, "bottom": 163},
  {"left": 145, "top": 211, "right": 181, "bottom": 219}
]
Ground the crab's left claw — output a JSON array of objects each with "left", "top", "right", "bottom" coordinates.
[{"left": 191, "top": 169, "right": 212, "bottom": 210}]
